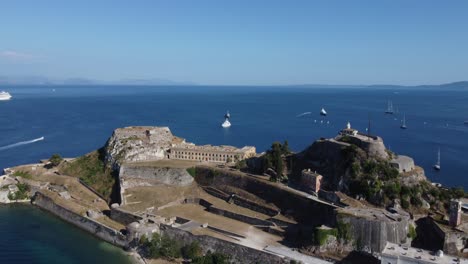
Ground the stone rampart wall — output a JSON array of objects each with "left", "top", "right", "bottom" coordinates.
[
  {"left": 231, "top": 195, "right": 279, "bottom": 217},
  {"left": 110, "top": 206, "right": 143, "bottom": 226},
  {"left": 32, "top": 192, "right": 127, "bottom": 247},
  {"left": 347, "top": 136, "right": 388, "bottom": 159},
  {"left": 208, "top": 206, "right": 273, "bottom": 227},
  {"left": 195, "top": 166, "right": 336, "bottom": 224},
  {"left": 338, "top": 213, "right": 409, "bottom": 253},
  {"left": 160, "top": 224, "right": 288, "bottom": 264}
]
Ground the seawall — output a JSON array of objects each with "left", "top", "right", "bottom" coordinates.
[
  {"left": 160, "top": 224, "right": 289, "bottom": 264},
  {"left": 32, "top": 192, "right": 128, "bottom": 248}
]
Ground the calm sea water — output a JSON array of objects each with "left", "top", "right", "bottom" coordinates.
[
  {"left": 0, "top": 204, "right": 131, "bottom": 264},
  {"left": 0, "top": 85, "right": 467, "bottom": 262}
]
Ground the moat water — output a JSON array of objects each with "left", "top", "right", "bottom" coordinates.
[
  {"left": 0, "top": 204, "right": 132, "bottom": 264},
  {"left": 0, "top": 85, "right": 467, "bottom": 262}
]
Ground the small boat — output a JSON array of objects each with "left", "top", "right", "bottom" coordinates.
[
  {"left": 320, "top": 108, "right": 327, "bottom": 116},
  {"left": 0, "top": 91, "right": 12, "bottom": 101},
  {"left": 385, "top": 100, "right": 394, "bottom": 114},
  {"left": 464, "top": 121, "right": 468, "bottom": 125},
  {"left": 433, "top": 148, "right": 441, "bottom": 171},
  {"left": 400, "top": 114, "right": 407, "bottom": 129},
  {"left": 221, "top": 111, "right": 231, "bottom": 128}
]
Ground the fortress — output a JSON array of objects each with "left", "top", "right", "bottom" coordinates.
[
  {"left": 337, "top": 122, "right": 415, "bottom": 173},
  {"left": 169, "top": 144, "right": 256, "bottom": 163},
  {"left": 105, "top": 126, "right": 256, "bottom": 168},
  {"left": 337, "top": 122, "right": 389, "bottom": 159}
]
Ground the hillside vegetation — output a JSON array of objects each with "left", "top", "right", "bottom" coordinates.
[{"left": 59, "top": 148, "right": 115, "bottom": 201}]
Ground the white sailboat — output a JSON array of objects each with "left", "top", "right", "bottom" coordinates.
[
  {"left": 400, "top": 114, "right": 407, "bottom": 129},
  {"left": 221, "top": 111, "right": 231, "bottom": 128},
  {"left": 434, "top": 148, "right": 441, "bottom": 170},
  {"left": 320, "top": 108, "right": 327, "bottom": 116},
  {"left": 385, "top": 100, "right": 394, "bottom": 114}
]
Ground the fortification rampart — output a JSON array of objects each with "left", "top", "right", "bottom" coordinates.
[
  {"left": 337, "top": 210, "right": 410, "bottom": 253},
  {"left": 159, "top": 224, "right": 289, "bottom": 264},
  {"left": 110, "top": 205, "right": 144, "bottom": 226},
  {"left": 32, "top": 192, "right": 128, "bottom": 247},
  {"left": 194, "top": 166, "right": 337, "bottom": 225}
]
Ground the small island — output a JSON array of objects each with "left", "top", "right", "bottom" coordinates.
[{"left": 1, "top": 124, "right": 467, "bottom": 264}]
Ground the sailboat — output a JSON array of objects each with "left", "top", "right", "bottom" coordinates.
[
  {"left": 221, "top": 111, "right": 231, "bottom": 128},
  {"left": 400, "top": 114, "right": 407, "bottom": 129},
  {"left": 320, "top": 108, "right": 327, "bottom": 116},
  {"left": 434, "top": 148, "right": 441, "bottom": 170},
  {"left": 385, "top": 100, "right": 394, "bottom": 114}
]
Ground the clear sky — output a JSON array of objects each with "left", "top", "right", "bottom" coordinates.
[{"left": 1, "top": 0, "right": 467, "bottom": 85}]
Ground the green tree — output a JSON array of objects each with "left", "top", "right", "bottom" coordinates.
[
  {"left": 282, "top": 140, "right": 291, "bottom": 154},
  {"left": 192, "top": 251, "right": 230, "bottom": 264},
  {"left": 49, "top": 154, "right": 63, "bottom": 167},
  {"left": 181, "top": 241, "right": 202, "bottom": 259}
]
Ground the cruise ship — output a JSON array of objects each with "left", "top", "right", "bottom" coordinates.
[{"left": 0, "top": 91, "right": 12, "bottom": 101}]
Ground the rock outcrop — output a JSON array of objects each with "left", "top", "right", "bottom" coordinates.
[
  {"left": 119, "top": 164, "right": 193, "bottom": 189},
  {"left": 104, "top": 126, "right": 186, "bottom": 170}
]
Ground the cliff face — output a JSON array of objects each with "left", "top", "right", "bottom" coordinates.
[
  {"left": 292, "top": 139, "right": 356, "bottom": 191},
  {"left": 119, "top": 164, "right": 193, "bottom": 189},
  {"left": 104, "top": 126, "right": 185, "bottom": 170}
]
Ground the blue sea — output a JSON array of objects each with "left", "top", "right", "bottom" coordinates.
[
  {"left": 0, "top": 204, "right": 131, "bottom": 264},
  {"left": 0, "top": 85, "right": 467, "bottom": 262}
]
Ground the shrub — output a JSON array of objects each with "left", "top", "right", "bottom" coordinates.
[
  {"left": 315, "top": 227, "right": 338, "bottom": 246},
  {"left": 8, "top": 183, "right": 30, "bottom": 200},
  {"left": 12, "top": 171, "right": 32, "bottom": 179},
  {"left": 49, "top": 153, "right": 64, "bottom": 167},
  {"left": 186, "top": 167, "right": 197, "bottom": 177},
  {"left": 192, "top": 251, "right": 230, "bottom": 264},
  {"left": 181, "top": 241, "right": 202, "bottom": 259},
  {"left": 141, "top": 233, "right": 181, "bottom": 259},
  {"left": 401, "top": 198, "right": 410, "bottom": 209},
  {"left": 407, "top": 224, "right": 417, "bottom": 240}
]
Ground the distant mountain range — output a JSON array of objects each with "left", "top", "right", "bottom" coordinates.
[
  {"left": 0, "top": 76, "right": 196, "bottom": 86},
  {"left": 0, "top": 75, "right": 467, "bottom": 89},
  {"left": 293, "top": 81, "right": 468, "bottom": 90}
]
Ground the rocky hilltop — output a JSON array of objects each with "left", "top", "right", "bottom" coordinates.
[{"left": 104, "top": 126, "right": 187, "bottom": 170}]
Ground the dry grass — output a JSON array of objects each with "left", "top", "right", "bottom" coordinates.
[{"left": 121, "top": 183, "right": 202, "bottom": 212}]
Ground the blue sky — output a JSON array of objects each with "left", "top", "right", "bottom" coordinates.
[{"left": 1, "top": 0, "right": 467, "bottom": 85}]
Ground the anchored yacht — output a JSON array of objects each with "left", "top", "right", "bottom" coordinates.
[
  {"left": 221, "top": 111, "right": 231, "bottom": 128},
  {"left": 0, "top": 91, "right": 12, "bottom": 101},
  {"left": 434, "top": 148, "right": 441, "bottom": 171},
  {"left": 400, "top": 114, "right": 407, "bottom": 129},
  {"left": 385, "top": 100, "right": 394, "bottom": 114}
]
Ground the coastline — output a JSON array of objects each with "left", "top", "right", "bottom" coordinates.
[{"left": 1, "top": 199, "right": 147, "bottom": 264}]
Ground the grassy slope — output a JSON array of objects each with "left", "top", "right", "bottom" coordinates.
[{"left": 59, "top": 148, "right": 115, "bottom": 201}]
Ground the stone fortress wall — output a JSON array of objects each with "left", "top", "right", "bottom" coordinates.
[
  {"left": 169, "top": 145, "right": 256, "bottom": 163},
  {"left": 32, "top": 192, "right": 128, "bottom": 247},
  {"left": 337, "top": 122, "right": 389, "bottom": 160},
  {"left": 105, "top": 126, "right": 256, "bottom": 169}
]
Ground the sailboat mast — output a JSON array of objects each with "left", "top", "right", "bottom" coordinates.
[{"left": 437, "top": 148, "right": 440, "bottom": 166}]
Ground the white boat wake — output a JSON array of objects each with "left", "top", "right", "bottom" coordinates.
[
  {"left": 0, "top": 137, "right": 44, "bottom": 151},
  {"left": 296, "top": 112, "right": 311, "bottom": 117}
]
